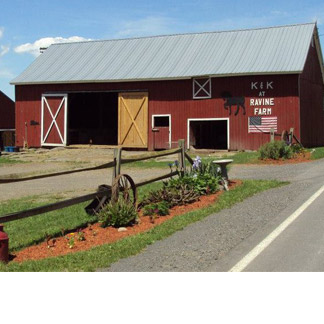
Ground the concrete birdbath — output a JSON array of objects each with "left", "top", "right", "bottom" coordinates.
[{"left": 212, "top": 159, "right": 233, "bottom": 191}]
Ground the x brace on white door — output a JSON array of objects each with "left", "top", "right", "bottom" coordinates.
[{"left": 41, "top": 94, "right": 67, "bottom": 146}]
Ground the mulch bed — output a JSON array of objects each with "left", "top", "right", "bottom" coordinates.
[
  {"left": 11, "top": 180, "right": 242, "bottom": 263},
  {"left": 258, "top": 152, "right": 311, "bottom": 164}
]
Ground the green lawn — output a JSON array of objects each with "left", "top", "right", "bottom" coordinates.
[
  {"left": 126, "top": 159, "right": 172, "bottom": 169},
  {"left": 127, "top": 145, "right": 324, "bottom": 169},
  {"left": 194, "top": 151, "right": 260, "bottom": 165},
  {"left": 0, "top": 156, "right": 24, "bottom": 166},
  {"left": 0, "top": 196, "right": 97, "bottom": 252},
  {"left": 0, "top": 179, "right": 285, "bottom": 271},
  {"left": 0, "top": 182, "right": 163, "bottom": 253},
  {"left": 125, "top": 151, "right": 260, "bottom": 169},
  {"left": 310, "top": 147, "right": 324, "bottom": 160}
]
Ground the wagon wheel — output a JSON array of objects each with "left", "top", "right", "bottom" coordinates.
[{"left": 111, "top": 174, "right": 137, "bottom": 207}]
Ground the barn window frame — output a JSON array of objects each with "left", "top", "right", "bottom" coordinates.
[
  {"left": 187, "top": 118, "right": 230, "bottom": 150},
  {"left": 192, "top": 77, "right": 212, "bottom": 99}
]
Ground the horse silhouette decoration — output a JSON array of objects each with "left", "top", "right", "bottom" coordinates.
[{"left": 223, "top": 96, "right": 246, "bottom": 116}]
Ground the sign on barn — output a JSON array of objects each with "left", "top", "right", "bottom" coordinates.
[{"left": 250, "top": 81, "right": 275, "bottom": 116}]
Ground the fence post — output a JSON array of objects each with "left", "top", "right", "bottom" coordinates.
[
  {"left": 112, "top": 149, "right": 117, "bottom": 185},
  {"left": 270, "top": 128, "right": 275, "bottom": 142},
  {"left": 112, "top": 147, "right": 122, "bottom": 185},
  {"left": 178, "top": 139, "right": 185, "bottom": 176},
  {"left": 289, "top": 128, "right": 294, "bottom": 145},
  {"left": 116, "top": 147, "right": 122, "bottom": 176}
]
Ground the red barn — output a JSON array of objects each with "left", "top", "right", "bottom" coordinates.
[
  {"left": 11, "top": 22, "right": 324, "bottom": 151},
  {"left": 0, "top": 90, "right": 15, "bottom": 149}
]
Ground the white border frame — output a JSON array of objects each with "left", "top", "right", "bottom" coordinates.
[
  {"left": 187, "top": 118, "right": 230, "bottom": 150},
  {"left": 41, "top": 93, "right": 68, "bottom": 147},
  {"left": 192, "top": 77, "right": 212, "bottom": 99},
  {"left": 152, "top": 114, "right": 171, "bottom": 149}
]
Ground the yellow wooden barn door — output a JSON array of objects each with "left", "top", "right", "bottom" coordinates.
[{"left": 118, "top": 92, "right": 148, "bottom": 148}]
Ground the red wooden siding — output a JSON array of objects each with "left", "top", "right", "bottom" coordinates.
[
  {"left": 299, "top": 41, "right": 324, "bottom": 147},
  {"left": 15, "top": 74, "right": 301, "bottom": 150},
  {"left": 0, "top": 91, "right": 15, "bottom": 129},
  {"left": 153, "top": 127, "right": 169, "bottom": 149}
]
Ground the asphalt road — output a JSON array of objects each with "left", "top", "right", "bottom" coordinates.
[
  {"left": 102, "top": 158, "right": 324, "bottom": 272},
  {"left": 209, "top": 159, "right": 324, "bottom": 272},
  {"left": 242, "top": 187, "right": 324, "bottom": 271},
  {"left": 212, "top": 183, "right": 324, "bottom": 272}
]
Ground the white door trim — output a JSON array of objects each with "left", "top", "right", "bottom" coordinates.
[
  {"left": 187, "top": 118, "right": 230, "bottom": 150},
  {"left": 41, "top": 94, "right": 68, "bottom": 146},
  {"left": 152, "top": 114, "right": 171, "bottom": 149}
]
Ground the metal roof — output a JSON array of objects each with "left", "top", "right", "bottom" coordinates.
[{"left": 11, "top": 23, "right": 318, "bottom": 85}]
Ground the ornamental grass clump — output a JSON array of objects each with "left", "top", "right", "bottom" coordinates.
[
  {"left": 258, "top": 140, "right": 293, "bottom": 160},
  {"left": 139, "top": 184, "right": 200, "bottom": 208},
  {"left": 98, "top": 197, "right": 138, "bottom": 228},
  {"left": 139, "top": 158, "right": 221, "bottom": 210}
]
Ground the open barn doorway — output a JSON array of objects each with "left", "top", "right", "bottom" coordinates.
[
  {"left": 68, "top": 92, "right": 118, "bottom": 145},
  {"left": 188, "top": 119, "right": 229, "bottom": 150}
]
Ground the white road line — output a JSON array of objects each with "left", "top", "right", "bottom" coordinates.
[{"left": 229, "top": 184, "right": 324, "bottom": 272}]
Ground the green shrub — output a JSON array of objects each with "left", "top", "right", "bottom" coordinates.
[
  {"left": 193, "top": 173, "right": 219, "bottom": 194},
  {"left": 142, "top": 201, "right": 170, "bottom": 216},
  {"left": 291, "top": 143, "right": 305, "bottom": 155},
  {"left": 156, "top": 201, "right": 170, "bottom": 216},
  {"left": 142, "top": 204, "right": 155, "bottom": 216},
  {"left": 258, "top": 141, "right": 293, "bottom": 160},
  {"left": 166, "top": 172, "right": 219, "bottom": 195},
  {"left": 140, "top": 160, "right": 220, "bottom": 210},
  {"left": 98, "top": 197, "right": 138, "bottom": 228}
]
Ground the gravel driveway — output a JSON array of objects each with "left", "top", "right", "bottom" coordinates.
[
  {"left": 0, "top": 147, "right": 175, "bottom": 201},
  {"left": 0, "top": 166, "right": 167, "bottom": 201}
]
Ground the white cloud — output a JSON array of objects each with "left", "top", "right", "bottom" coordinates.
[
  {"left": 270, "top": 10, "right": 290, "bottom": 17},
  {"left": 14, "top": 36, "right": 92, "bottom": 57},
  {"left": 0, "top": 27, "right": 4, "bottom": 39},
  {"left": 0, "top": 45, "right": 9, "bottom": 57},
  {"left": 116, "top": 16, "right": 174, "bottom": 38}
]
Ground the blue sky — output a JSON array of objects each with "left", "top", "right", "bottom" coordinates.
[{"left": 0, "top": 0, "right": 323, "bottom": 100}]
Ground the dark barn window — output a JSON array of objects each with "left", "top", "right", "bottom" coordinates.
[
  {"left": 153, "top": 116, "right": 169, "bottom": 127},
  {"left": 189, "top": 120, "right": 228, "bottom": 150}
]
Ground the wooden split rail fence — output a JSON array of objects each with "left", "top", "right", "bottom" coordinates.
[{"left": 0, "top": 140, "right": 192, "bottom": 224}]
